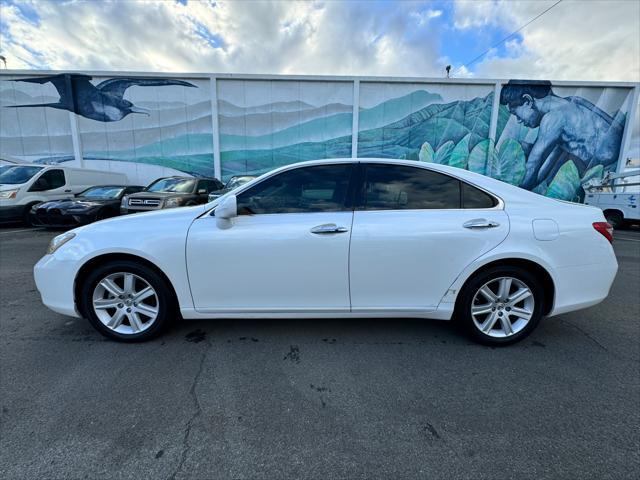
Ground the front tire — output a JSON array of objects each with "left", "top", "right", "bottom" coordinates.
[
  {"left": 80, "top": 261, "right": 175, "bottom": 342},
  {"left": 456, "top": 266, "right": 544, "bottom": 346}
]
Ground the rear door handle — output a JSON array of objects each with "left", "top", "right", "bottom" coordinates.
[
  {"left": 463, "top": 218, "right": 500, "bottom": 229},
  {"left": 310, "top": 223, "right": 349, "bottom": 235}
]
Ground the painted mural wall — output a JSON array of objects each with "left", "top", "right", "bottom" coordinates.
[
  {"left": 357, "top": 80, "right": 634, "bottom": 201},
  {"left": 0, "top": 75, "right": 75, "bottom": 164},
  {"left": 0, "top": 73, "right": 214, "bottom": 185},
  {"left": 217, "top": 79, "right": 353, "bottom": 181},
  {"left": 0, "top": 72, "right": 637, "bottom": 202}
]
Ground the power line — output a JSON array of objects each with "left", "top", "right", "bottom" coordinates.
[{"left": 453, "top": 0, "right": 564, "bottom": 75}]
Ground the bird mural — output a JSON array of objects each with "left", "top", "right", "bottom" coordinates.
[{"left": 5, "top": 73, "right": 197, "bottom": 122}]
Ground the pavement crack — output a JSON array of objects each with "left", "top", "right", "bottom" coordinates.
[
  {"left": 559, "top": 318, "right": 609, "bottom": 352},
  {"left": 558, "top": 318, "right": 634, "bottom": 362},
  {"left": 169, "top": 340, "right": 212, "bottom": 480}
]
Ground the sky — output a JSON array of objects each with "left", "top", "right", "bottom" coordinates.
[{"left": 0, "top": 0, "right": 638, "bottom": 82}]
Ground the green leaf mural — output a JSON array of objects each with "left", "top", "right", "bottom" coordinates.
[
  {"left": 448, "top": 134, "right": 471, "bottom": 169},
  {"left": 487, "top": 138, "right": 526, "bottom": 185},
  {"left": 581, "top": 164, "right": 605, "bottom": 185},
  {"left": 532, "top": 181, "right": 548, "bottom": 196},
  {"left": 418, "top": 142, "right": 435, "bottom": 162},
  {"left": 467, "top": 139, "right": 490, "bottom": 174},
  {"left": 547, "top": 161, "right": 581, "bottom": 201},
  {"left": 434, "top": 140, "right": 455, "bottom": 165}
]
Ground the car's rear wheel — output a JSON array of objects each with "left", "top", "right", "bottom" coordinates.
[
  {"left": 80, "top": 261, "right": 175, "bottom": 342},
  {"left": 457, "top": 266, "right": 544, "bottom": 345}
]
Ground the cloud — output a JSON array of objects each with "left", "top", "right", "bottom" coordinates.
[
  {"left": 451, "top": 0, "right": 640, "bottom": 82},
  {"left": 0, "top": 0, "right": 443, "bottom": 77},
  {"left": 411, "top": 8, "right": 443, "bottom": 26},
  {"left": 0, "top": 0, "right": 637, "bottom": 82}
]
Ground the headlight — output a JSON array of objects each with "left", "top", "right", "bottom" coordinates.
[
  {"left": 0, "top": 189, "right": 18, "bottom": 199},
  {"left": 121, "top": 196, "right": 128, "bottom": 208},
  {"left": 165, "top": 197, "right": 183, "bottom": 208},
  {"left": 46, "top": 232, "right": 76, "bottom": 255}
]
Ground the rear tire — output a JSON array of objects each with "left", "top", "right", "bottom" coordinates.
[
  {"left": 456, "top": 266, "right": 544, "bottom": 346},
  {"left": 79, "top": 260, "right": 175, "bottom": 342}
]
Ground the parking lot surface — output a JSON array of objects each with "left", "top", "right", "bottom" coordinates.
[{"left": 1, "top": 226, "right": 639, "bottom": 479}]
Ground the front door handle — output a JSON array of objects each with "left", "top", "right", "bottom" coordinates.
[
  {"left": 463, "top": 218, "right": 500, "bottom": 229},
  {"left": 310, "top": 223, "right": 349, "bottom": 235}
]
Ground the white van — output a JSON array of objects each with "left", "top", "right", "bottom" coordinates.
[{"left": 0, "top": 165, "right": 128, "bottom": 224}]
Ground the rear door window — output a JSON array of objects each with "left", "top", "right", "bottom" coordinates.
[
  {"left": 361, "top": 164, "right": 460, "bottom": 210},
  {"left": 462, "top": 182, "right": 497, "bottom": 208}
]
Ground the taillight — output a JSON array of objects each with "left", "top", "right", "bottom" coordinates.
[{"left": 593, "top": 222, "right": 613, "bottom": 243}]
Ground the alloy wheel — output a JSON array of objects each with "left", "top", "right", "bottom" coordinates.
[
  {"left": 470, "top": 276, "right": 535, "bottom": 338},
  {"left": 92, "top": 272, "right": 159, "bottom": 335}
]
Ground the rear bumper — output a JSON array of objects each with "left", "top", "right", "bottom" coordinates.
[
  {"left": 548, "top": 259, "right": 618, "bottom": 317},
  {"left": 34, "top": 254, "right": 80, "bottom": 318}
]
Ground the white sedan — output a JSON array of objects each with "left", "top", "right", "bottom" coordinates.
[{"left": 34, "top": 159, "right": 618, "bottom": 345}]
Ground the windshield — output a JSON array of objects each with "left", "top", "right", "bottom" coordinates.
[
  {"left": 147, "top": 178, "right": 195, "bottom": 193},
  {"left": 0, "top": 166, "right": 44, "bottom": 185},
  {"left": 79, "top": 186, "right": 125, "bottom": 199},
  {"left": 226, "top": 176, "right": 255, "bottom": 190}
]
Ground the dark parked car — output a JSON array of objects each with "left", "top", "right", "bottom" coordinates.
[
  {"left": 121, "top": 176, "right": 223, "bottom": 214},
  {"left": 208, "top": 175, "right": 257, "bottom": 202},
  {"left": 31, "top": 185, "right": 144, "bottom": 228}
]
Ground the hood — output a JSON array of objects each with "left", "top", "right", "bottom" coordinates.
[
  {"left": 38, "top": 198, "right": 114, "bottom": 210},
  {"left": 71, "top": 203, "right": 208, "bottom": 235},
  {"left": 0, "top": 184, "right": 23, "bottom": 192}
]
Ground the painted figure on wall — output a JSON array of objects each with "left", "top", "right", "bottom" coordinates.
[
  {"left": 6, "top": 73, "right": 197, "bottom": 122},
  {"left": 500, "top": 80, "right": 625, "bottom": 190}
]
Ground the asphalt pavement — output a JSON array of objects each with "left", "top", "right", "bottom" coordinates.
[{"left": 1, "top": 226, "right": 639, "bottom": 479}]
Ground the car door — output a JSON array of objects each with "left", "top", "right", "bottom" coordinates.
[
  {"left": 349, "top": 163, "right": 509, "bottom": 314},
  {"left": 28, "top": 169, "right": 69, "bottom": 200},
  {"left": 186, "top": 163, "right": 355, "bottom": 314}
]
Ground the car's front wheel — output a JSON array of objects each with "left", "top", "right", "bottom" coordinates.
[
  {"left": 457, "top": 266, "right": 544, "bottom": 346},
  {"left": 80, "top": 261, "right": 175, "bottom": 342}
]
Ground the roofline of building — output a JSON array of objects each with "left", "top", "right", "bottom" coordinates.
[{"left": 1, "top": 69, "right": 638, "bottom": 88}]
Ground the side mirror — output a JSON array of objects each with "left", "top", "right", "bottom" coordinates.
[{"left": 215, "top": 194, "right": 237, "bottom": 229}]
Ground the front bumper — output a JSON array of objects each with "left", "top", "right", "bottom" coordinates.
[
  {"left": 31, "top": 209, "right": 95, "bottom": 228},
  {"left": 34, "top": 254, "right": 81, "bottom": 318}
]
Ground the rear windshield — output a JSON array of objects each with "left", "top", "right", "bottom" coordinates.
[
  {"left": 147, "top": 178, "right": 195, "bottom": 193},
  {"left": 0, "top": 165, "right": 44, "bottom": 185},
  {"left": 79, "top": 186, "right": 125, "bottom": 199}
]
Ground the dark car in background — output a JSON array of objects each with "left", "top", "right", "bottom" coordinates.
[
  {"left": 208, "top": 175, "right": 256, "bottom": 202},
  {"left": 31, "top": 185, "right": 144, "bottom": 228},
  {"left": 120, "top": 176, "right": 223, "bottom": 214}
]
